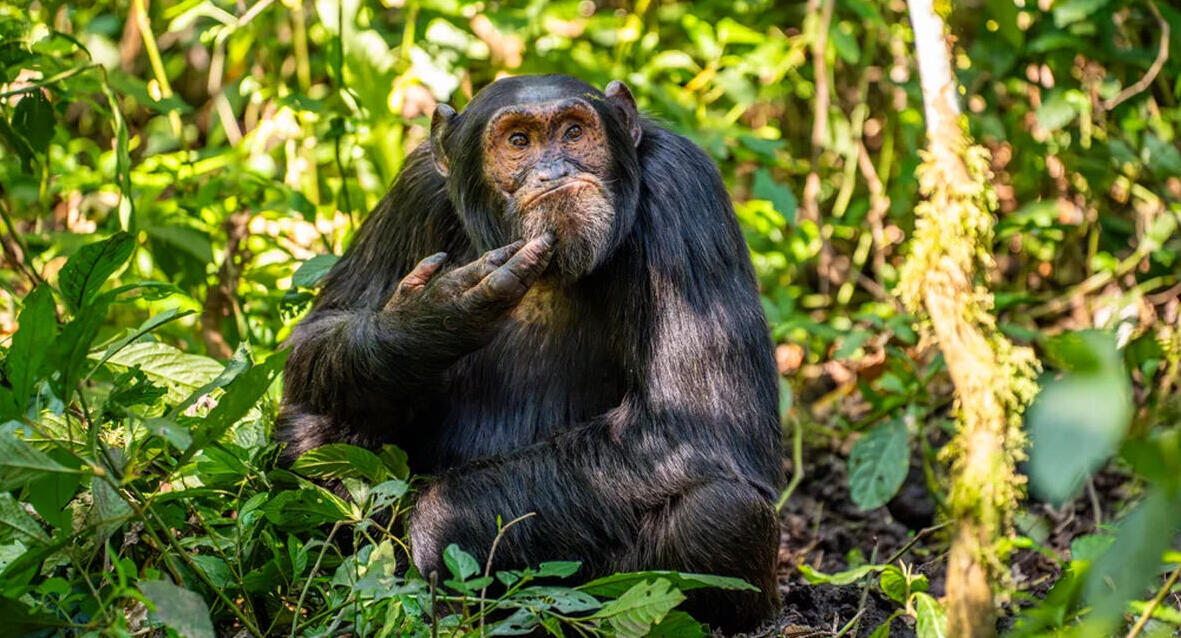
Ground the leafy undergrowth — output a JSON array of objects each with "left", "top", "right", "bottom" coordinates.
[{"left": 0, "top": 233, "right": 758, "bottom": 637}]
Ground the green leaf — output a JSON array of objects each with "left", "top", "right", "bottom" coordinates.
[
  {"left": 49, "top": 296, "right": 111, "bottom": 402},
  {"left": 57, "top": 232, "right": 134, "bottom": 312},
  {"left": 190, "top": 349, "right": 287, "bottom": 447},
  {"left": 913, "top": 592, "right": 947, "bottom": 638},
  {"left": 292, "top": 443, "right": 388, "bottom": 483},
  {"left": 138, "top": 580, "right": 215, "bottom": 638},
  {"left": 848, "top": 418, "right": 910, "bottom": 510},
  {"left": 293, "top": 254, "right": 339, "bottom": 288},
  {"left": 143, "top": 225, "right": 214, "bottom": 263},
  {"left": 11, "top": 91, "right": 54, "bottom": 155},
  {"left": 1084, "top": 488, "right": 1181, "bottom": 625},
  {"left": 752, "top": 168, "right": 797, "bottom": 226},
  {"left": 0, "top": 429, "right": 78, "bottom": 492},
  {"left": 867, "top": 614, "right": 895, "bottom": 638},
  {"left": 1028, "top": 331, "right": 1131, "bottom": 504},
  {"left": 101, "top": 341, "right": 224, "bottom": 404},
  {"left": 1052, "top": 0, "right": 1113, "bottom": 27},
  {"left": 797, "top": 563, "right": 884, "bottom": 586},
  {"left": 90, "top": 477, "right": 133, "bottom": 541},
  {"left": 173, "top": 343, "right": 253, "bottom": 417},
  {"left": 88, "top": 307, "right": 192, "bottom": 374},
  {"left": 1035, "top": 92, "right": 1077, "bottom": 132},
  {"left": 536, "top": 561, "right": 581, "bottom": 578},
  {"left": 580, "top": 571, "right": 758, "bottom": 597},
  {"left": 146, "top": 417, "right": 192, "bottom": 449},
  {"left": 646, "top": 610, "right": 706, "bottom": 637},
  {"left": 377, "top": 443, "right": 410, "bottom": 479},
  {"left": 879, "top": 565, "right": 907, "bottom": 603},
  {"left": 0, "top": 494, "right": 48, "bottom": 544},
  {"left": 4, "top": 286, "right": 56, "bottom": 407},
  {"left": 261, "top": 486, "right": 354, "bottom": 528},
  {"left": 591, "top": 578, "right": 685, "bottom": 638},
  {"left": 443, "top": 543, "right": 480, "bottom": 581}
]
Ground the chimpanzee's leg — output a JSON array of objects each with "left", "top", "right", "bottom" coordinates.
[{"left": 618, "top": 479, "right": 780, "bottom": 632}]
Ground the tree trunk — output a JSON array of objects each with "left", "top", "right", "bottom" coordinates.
[{"left": 900, "top": 1, "right": 1041, "bottom": 636}]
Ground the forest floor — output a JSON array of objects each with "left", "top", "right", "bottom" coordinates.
[{"left": 746, "top": 438, "right": 1133, "bottom": 638}]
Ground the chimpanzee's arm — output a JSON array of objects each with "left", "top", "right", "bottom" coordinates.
[
  {"left": 410, "top": 129, "right": 782, "bottom": 575},
  {"left": 277, "top": 148, "right": 470, "bottom": 457}
]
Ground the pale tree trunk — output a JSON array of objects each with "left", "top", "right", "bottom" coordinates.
[{"left": 899, "top": 1, "right": 1041, "bottom": 637}]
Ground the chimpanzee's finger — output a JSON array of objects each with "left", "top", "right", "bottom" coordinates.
[
  {"left": 467, "top": 232, "right": 557, "bottom": 302},
  {"left": 391, "top": 252, "right": 447, "bottom": 302},
  {"left": 450, "top": 241, "right": 525, "bottom": 289}
]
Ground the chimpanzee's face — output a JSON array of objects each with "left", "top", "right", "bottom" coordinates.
[{"left": 480, "top": 97, "right": 617, "bottom": 280}]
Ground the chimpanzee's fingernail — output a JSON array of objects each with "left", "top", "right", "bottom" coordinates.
[{"left": 542, "top": 230, "right": 558, "bottom": 245}]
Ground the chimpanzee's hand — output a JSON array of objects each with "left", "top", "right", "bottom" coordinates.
[{"left": 384, "top": 233, "right": 557, "bottom": 359}]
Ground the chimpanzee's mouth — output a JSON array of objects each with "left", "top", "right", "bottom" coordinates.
[{"left": 519, "top": 176, "right": 601, "bottom": 209}]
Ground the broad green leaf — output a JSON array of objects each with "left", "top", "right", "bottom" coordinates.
[
  {"left": 261, "top": 486, "right": 354, "bottom": 528},
  {"left": 879, "top": 565, "right": 907, "bottom": 603},
  {"left": 88, "top": 307, "right": 192, "bottom": 375},
  {"left": 580, "top": 571, "right": 758, "bottom": 597},
  {"left": 190, "top": 349, "right": 287, "bottom": 447},
  {"left": 101, "top": 341, "right": 224, "bottom": 404},
  {"left": 752, "top": 168, "right": 797, "bottom": 226},
  {"left": 516, "top": 586, "right": 600, "bottom": 613},
  {"left": 293, "top": 254, "right": 339, "bottom": 288},
  {"left": 138, "top": 580, "right": 215, "bottom": 638},
  {"left": 292, "top": 443, "right": 388, "bottom": 483},
  {"left": 4, "top": 286, "right": 55, "bottom": 408},
  {"left": 1028, "top": 331, "right": 1131, "bottom": 504},
  {"left": 1084, "top": 488, "right": 1181, "bottom": 625},
  {"left": 378, "top": 443, "right": 410, "bottom": 479},
  {"left": 48, "top": 296, "right": 111, "bottom": 402},
  {"left": 0, "top": 494, "right": 48, "bottom": 544},
  {"left": 143, "top": 225, "right": 214, "bottom": 263},
  {"left": 536, "top": 561, "right": 581, "bottom": 578},
  {"left": 57, "top": 232, "right": 134, "bottom": 312},
  {"left": 848, "top": 418, "right": 909, "bottom": 510},
  {"left": 1069, "top": 533, "right": 1114, "bottom": 563},
  {"left": 591, "top": 578, "right": 685, "bottom": 638},
  {"left": 173, "top": 342, "right": 254, "bottom": 417},
  {"left": 0, "top": 429, "right": 78, "bottom": 491},
  {"left": 146, "top": 417, "right": 192, "bottom": 450},
  {"left": 90, "top": 477, "right": 133, "bottom": 541},
  {"left": 443, "top": 543, "right": 480, "bottom": 581},
  {"left": 913, "top": 592, "right": 947, "bottom": 638},
  {"left": 646, "top": 610, "right": 706, "bottom": 637},
  {"left": 11, "top": 90, "right": 54, "bottom": 155}
]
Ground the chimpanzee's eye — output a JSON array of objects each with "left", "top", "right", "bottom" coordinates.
[
  {"left": 564, "top": 124, "right": 583, "bottom": 141},
  {"left": 508, "top": 132, "right": 529, "bottom": 148}
]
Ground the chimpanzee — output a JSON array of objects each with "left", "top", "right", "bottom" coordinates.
[{"left": 276, "top": 74, "right": 782, "bottom": 632}]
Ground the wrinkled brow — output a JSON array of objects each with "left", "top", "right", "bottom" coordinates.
[{"left": 486, "top": 98, "right": 598, "bottom": 130}]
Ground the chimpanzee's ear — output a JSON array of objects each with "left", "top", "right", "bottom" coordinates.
[
  {"left": 429, "top": 104, "right": 456, "bottom": 177},
  {"left": 605, "top": 80, "right": 641, "bottom": 147}
]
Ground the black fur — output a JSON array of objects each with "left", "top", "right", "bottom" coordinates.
[{"left": 276, "top": 75, "right": 782, "bottom": 632}]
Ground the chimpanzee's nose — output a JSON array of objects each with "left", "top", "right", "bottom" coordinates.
[{"left": 536, "top": 160, "right": 570, "bottom": 182}]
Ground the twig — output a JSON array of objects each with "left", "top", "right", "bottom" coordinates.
[
  {"left": 478, "top": 512, "right": 537, "bottom": 635},
  {"left": 776, "top": 415, "right": 805, "bottom": 511},
  {"left": 130, "top": 0, "right": 183, "bottom": 139},
  {"left": 291, "top": 522, "right": 343, "bottom": 638},
  {"left": 0, "top": 63, "right": 100, "bottom": 100},
  {"left": 1085, "top": 477, "right": 1102, "bottom": 529},
  {"left": 1125, "top": 562, "right": 1181, "bottom": 638},
  {"left": 886, "top": 521, "right": 952, "bottom": 565},
  {"left": 1103, "top": 0, "right": 1169, "bottom": 111}
]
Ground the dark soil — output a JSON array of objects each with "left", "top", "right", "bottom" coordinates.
[{"left": 730, "top": 438, "right": 1132, "bottom": 638}]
